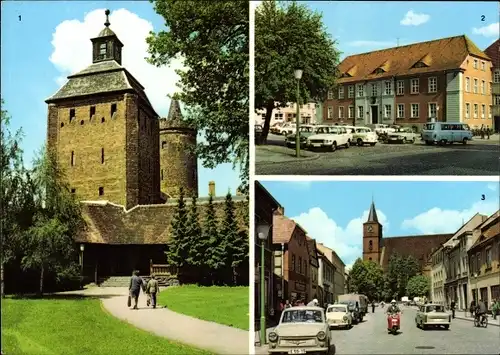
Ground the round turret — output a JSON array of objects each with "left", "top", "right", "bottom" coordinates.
[{"left": 159, "top": 100, "right": 198, "bottom": 199}]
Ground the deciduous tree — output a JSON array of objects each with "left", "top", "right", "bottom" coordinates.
[
  {"left": 255, "top": 0, "right": 340, "bottom": 141},
  {"left": 349, "top": 258, "right": 384, "bottom": 301},
  {"left": 406, "top": 275, "right": 430, "bottom": 298},
  {"left": 147, "top": 0, "right": 249, "bottom": 190}
]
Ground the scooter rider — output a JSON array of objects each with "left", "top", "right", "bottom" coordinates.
[{"left": 387, "top": 300, "right": 400, "bottom": 314}]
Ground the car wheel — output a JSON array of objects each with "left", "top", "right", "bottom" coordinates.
[
  {"left": 444, "top": 325, "right": 450, "bottom": 330},
  {"left": 439, "top": 139, "right": 447, "bottom": 145},
  {"left": 462, "top": 138, "right": 468, "bottom": 144},
  {"left": 345, "top": 140, "right": 350, "bottom": 148},
  {"left": 330, "top": 142, "right": 337, "bottom": 152},
  {"left": 357, "top": 138, "right": 363, "bottom": 146}
]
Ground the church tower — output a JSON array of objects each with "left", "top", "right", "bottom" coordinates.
[
  {"left": 45, "top": 9, "right": 160, "bottom": 209},
  {"left": 363, "top": 200, "right": 383, "bottom": 264}
]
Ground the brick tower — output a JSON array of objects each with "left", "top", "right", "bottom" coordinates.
[
  {"left": 45, "top": 9, "right": 160, "bottom": 209},
  {"left": 363, "top": 200, "right": 383, "bottom": 264},
  {"left": 159, "top": 99, "right": 198, "bottom": 199}
]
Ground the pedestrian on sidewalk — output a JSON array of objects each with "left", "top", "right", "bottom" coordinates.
[
  {"left": 284, "top": 299, "right": 292, "bottom": 309},
  {"left": 372, "top": 301, "right": 375, "bottom": 313},
  {"left": 450, "top": 300, "right": 456, "bottom": 319},
  {"left": 469, "top": 300, "right": 475, "bottom": 318},
  {"left": 146, "top": 274, "right": 159, "bottom": 308},
  {"left": 491, "top": 299, "right": 498, "bottom": 320},
  {"left": 129, "top": 270, "right": 145, "bottom": 310}
]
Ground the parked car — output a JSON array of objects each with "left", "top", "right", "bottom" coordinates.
[
  {"left": 270, "top": 122, "right": 284, "bottom": 135},
  {"left": 326, "top": 304, "right": 353, "bottom": 329},
  {"left": 306, "top": 125, "right": 350, "bottom": 151},
  {"left": 337, "top": 300, "right": 361, "bottom": 324},
  {"left": 370, "top": 124, "right": 396, "bottom": 136},
  {"left": 421, "top": 122, "right": 473, "bottom": 145},
  {"left": 386, "top": 127, "right": 419, "bottom": 143},
  {"left": 286, "top": 125, "right": 316, "bottom": 148},
  {"left": 267, "top": 306, "right": 333, "bottom": 354},
  {"left": 351, "top": 127, "right": 378, "bottom": 146},
  {"left": 415, "top": 304, "right": 451, "bottom": 330},
  {"left": 277, "top": 122, "right": 296, "bottom": 136}
]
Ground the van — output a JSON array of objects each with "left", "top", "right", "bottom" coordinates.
[
  {"left": 338, "top": 294, "right": 368, "bottom": 319},
  {"left": 421, "top": 122, "right": 473, "bottom": 145}
]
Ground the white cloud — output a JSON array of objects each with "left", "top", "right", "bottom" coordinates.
[
  {"left": 348, "top": 40, "right": 396, "bottom": 48},
  {"left": 49, "top": 8, "right": 185, "bottom": 117},
  {"left": 401, "top": 200, "right": 498, "bottom": 235},
  {"left": 472, "top": 23, "right": 500, "bottom": 37},
  {"left": 487, "top": 183, "right": 498, "bottom": 192},
  {"left": 400, "top": 10, "right": 430, "bottom": 26},
  {"left": 291, "top": 207, "right": 389, "bottom": 267}
]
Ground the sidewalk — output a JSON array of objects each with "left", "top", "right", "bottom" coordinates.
[
  {"left": 256, "top": 145, "right": 319, "bottom": 164},
  {"left": 59, "top": 287, "right": 249, "bottom": 354},
  {"left": 451, "top": 311, "right": 500, "bottom": 327}
]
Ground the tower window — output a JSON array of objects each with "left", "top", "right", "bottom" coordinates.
[
  {"left": 71, "top": 188, "right": 76, "bottom": 194},
  {"left": 99, "top": 43, "right": 107, "bottom": 56},
  {"left": 69, "top": 109, "right": 75, "bottom": 123},
  {"left": 71, "top": 151, "right": 75, "bottom": 166},
  {"left": 162, "top": 141, "right": 167, "bottom": 149},
  {"left": 90, "top": 106, "right": 96, "bottom": 120},
  {"left": 60, "top": 122, "right": 64, "bottom": 128},
  {"left": 101, "top": 117, "right": 105, "bottom": 123},
  {"left": 98, "top": 187, "right": 104, "bottom": 196},
  {"left": 80, "top": 120, "right": 84, "bottom": 125},
  {"left": 101, "top": 148, "right": 105, "bottom": 164},
  {"left": 161, "top": 169, "right": 164, "bottom": 180},
  {"left": 111, "top": 103, "right": 117, "bottom": 119}
]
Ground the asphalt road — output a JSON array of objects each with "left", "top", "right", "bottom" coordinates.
[
  {"left": 255, "top": 307, "right": 500, "bottom": 354},
  {"left": 256, "top": 134, "right": 500, "bottom": 176}
]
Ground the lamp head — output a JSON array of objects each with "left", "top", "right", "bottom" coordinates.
[
  {"left": 257, "top": 222, "right": 271, "bottom": 241},
  {"left": 294, "top": 69, "right": 303, "bottom": 80},
  {"left": 80, "top": 244, "right": 85, "bottom": 252}
]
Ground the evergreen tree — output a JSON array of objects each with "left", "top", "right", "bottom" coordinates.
[
  {"left": 165, "top": 187, "right": 189, "bottom": 272},
  {"left": 186, "top": 195, "right": 204, "bottom": 283},
  {"left": 203, "top": 194, "right": 225, "bottom": 284}
]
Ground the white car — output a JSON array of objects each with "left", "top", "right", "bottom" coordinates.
[
  {"left": 268, "top": 306, "right": 333, "bottom": 354},
  {"left": 306, "top": 125, "right": 350, "bottom": 151},
  {"left": 326, "top": 304, "right": 353, "bottom": 329},
  {"left": 338, "top": 125, "right": 354, "bottom": 145},
  {"left": 372, "top": 124, "right": 396, "bottom": 135},
  {"left": 386, "top": 127, "right": 419, "bottom": 143},
  {"left": 277, "top": 123, "right": 296, "bottom": 136},
  {"left": 415, "top": 304, "right": 451, "bottom": 330},
  {"left": 352, "top": 127, "right": 378, "bottom": 146}
]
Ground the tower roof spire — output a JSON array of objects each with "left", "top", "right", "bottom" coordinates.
[
  {"left": 367, "top": 200, "right": 379, "bottom": 223},
  {"left": 104, "top": 9, "right": 111, "bottom": 27},
  {"left": 167, "top": 99, "right": 183, "bottom": 121}
]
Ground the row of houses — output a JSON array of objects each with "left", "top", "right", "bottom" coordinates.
[
  {"left": 430, "top": 211, "right": 500, "bottom": 311},
  {"left": 255, "top": 182, "right": 347, "bottom": 322}
]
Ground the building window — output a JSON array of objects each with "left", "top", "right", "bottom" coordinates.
[
  {"left": 473, "top": 79, "right": 478, "bottom": 93},
  {"left": 328, "top": 106, "right": 333, "bottom": 119},
  {"left": 348, "top": 85, "right": 354, "bottom": 98},
  {"left": 384, "top": 104, "right": 391, "bottom": 118},
  {"left": 338, "top": 86, "right": 344, "bottom": 99},
  {"left": 275, "top": 113, "right": 284, "bottom": 120},
  {"left": 411, "top": 103, "right": 419, "bottom": 118},
  {"left": 384, "top": 81, "right": 392, "bottom": 95},
  {"left": 291, "top": 254, "right": 295, "bottom": 271},
  {"left": 476, "top": 252, "right": 481, "bottom": 272},
  {"left": 348, "top": 106, "right": 354, "bottom": 119},
  {"left": 481, "top": 104, "right": 485, "bottom": 119},
  {"left": 465, "top": 103, "right": 470, "bottom": 118},
  {"left": 98, "top": 187, "right": 104, "bottom": 196},
  {"left": 473, "top": 104, "right": 478, "bottom": 118},
  {"left": 357, "top": 84, "right": 365, "bottom": 97},
  {"left": 101, "top": 117, "right": 105, "bottom": 123},
  {"left": 111, "top": 103, "right": 117, "bottom": 119},
  {"left": 161, "top": 169, "right": 164, "bottom": 180},
  {"left": 428, "top": 103, "right": 437, "bottom": 118},
  {"left": 90, "top": 106, "right": 96, "bottom": 120},
  {"left": 397, "top": 104, "right": 404, "bottom": 119},
  {"left": 473, "top": 59, "right": 478, "bottom": 69},
  {"left": 71, "top": 188, "right": 76, "bottom": 194},
  {"left": 410, "top": 78, "right": 419, "bottom": 94},
  {"left": 465, "top": 77, "right": 470, "bottom": 92},
  {"left": 495, "top": 96, "right": 500, "bottom": 105},
  {"left": 486, "top": 247, "right": 492, "bottom": 268},
  {"left": 357, "top": 106, "right": 364, "bottom": 118},
  {"left": 298, "top": 256, "right": 302, "bottom": 273},
  {"left": 338, "top": 106, "right": 344, "bottom": 119},
  {"left": 371, "top": 83, "right": 378, "bottom": 96},
  {"left": 428, "top": 77, "right": 437, "bottom": 93},
  {"left": 69, "top": 108, "right": 75, "bottom": 123},
  {"left": 481, "top": 80, "right": 485, "bottom": 94},
  {"left": 71, "top": 151, "right": 75, "bottom": 166},
  {"left": 101, "top": 148, "right": 105, "bottom": 164},
  {"left": 327, "top": 90, "right": 333, "bottom": 100},
  {"left": 481, "top": 61, "right": 485, "bottom": 70},
  {"left": 162, "top": 141, "right": 167, "bottom": 149},
  {"left": 494, "top": 70, "right": 500, "bottom": 83},
  {"left": 397, "top": 80, "right": 404, "bottom": 95}
]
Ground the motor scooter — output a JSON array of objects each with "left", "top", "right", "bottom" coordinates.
[{"left": 387, "top": 313, "right": 400, "bottom": 334}]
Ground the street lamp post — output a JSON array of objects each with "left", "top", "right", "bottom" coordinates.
[
  {"left": 80, "top": 244, "right": 85, "bottom": 289},
  {"left": 257, "top": 222, "right": 271, "bottom": 346},
  {"left": 294, "top": 69, "right": 303, "bottom": 158}
]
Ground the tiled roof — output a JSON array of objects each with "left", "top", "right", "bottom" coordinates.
[
  {"left": 76, "top": 197, "right": 247, "bottom": 244},
  {"left": 337, "top": 35, "right": 490, "bottom": 84},
  {"left": 367, "top": 201, "right": 379, "bottom": 223},
  {"left": 469, "top": 210, "right": 500, "bottom": 250},
  {"left": 484, "top": 39, "right": 500, "bottom": 69},
  {"left": 380, "top": 233, "right": 453, "bottom": 269},
  {"left": 272, "top": 215, "right": 296, "bottom": 244}
]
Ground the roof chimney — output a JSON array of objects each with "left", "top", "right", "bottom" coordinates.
[{"left": 208, "top": 181, "right": 215, "bottom": 197}]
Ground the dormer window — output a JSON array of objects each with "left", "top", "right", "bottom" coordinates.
[
  {"left": 373, "top": 68, "right": 385, "bottom": 74},
  {"left": 413, "top": 61, "right": 428, "bottom": 69}
]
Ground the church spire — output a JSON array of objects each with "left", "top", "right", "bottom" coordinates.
[{"left": 367, "top": 200, "right": 379, "bottom": 223}]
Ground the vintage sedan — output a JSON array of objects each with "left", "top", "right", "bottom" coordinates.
[
  {"left": 268, "top": 306, "right": 333, "bottom": 354},
  {"left": 306, "top": 126, "right": 350, "bottom": 151},
  {"left": 386, "top": 127, "right": 419, "bottom": 143},
  {"left": 352, "top": 127, "right": 378, "bottom": 146},
  {"left": 326, "top": 304, "right": 352, "bottom": 329},
  {"left": 286, "top": 125, "right": 316, "bottom": 148},
  {"left": 415, "top": 304, "right": 451, "bottom": 330}
]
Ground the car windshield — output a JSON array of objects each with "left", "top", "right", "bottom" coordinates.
[
  {"left": 300, "top": 127, "right": 313, "bottom": 132},
  {"left": 281, "top": 310, "right": 324, "bottom": 323},
  {"left": 426, "top": 305, "right": 445, "bottom": 312},
  {"left": 316, "top": 127, "right": 333, "bottom": 134},
  {"left": 327, "top": 306, "right": 346, "bottom": 313}
]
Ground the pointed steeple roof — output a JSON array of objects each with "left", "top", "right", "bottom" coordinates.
[
  {"left": 367, "top": 200, "right": 379, "bottom": 223},
  {"left": 167, "top": 99, "right": 183, "bottom": 121}
]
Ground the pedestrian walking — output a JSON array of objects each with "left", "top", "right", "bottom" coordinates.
[
  {"left": 146, "top": 273, "right": 159, "bottom": 308},
  {"left": 487, "top": 127, "right": 490, "bottom": 139},
  {"left": 480, "top": 126, "right": 485, "bottom": 139},
  {"left": 128, "top": 270, "right": 145, "bottom": 310},
  {"left": 469, "top": 300, "right": 475, "bottom": 318},
  {"left": 450, "top": 300, "right": 456, "bottom": 319},
  {"left": 492, "top": 299, "right": 499, "bottom": 320},
  {"left": 372, "top": 301, "right": 375, "bottom": 313}
]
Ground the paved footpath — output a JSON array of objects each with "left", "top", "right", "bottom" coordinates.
[{"left": 57, "top": 287, "right": 249, "bottom": 355}]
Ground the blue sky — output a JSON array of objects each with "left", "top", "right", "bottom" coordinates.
[
  {"left": 1, "top": 1, "right": 241, "bottom": 197},
  {"left": 303, "top": 1, "right": 499, "bottom": 58},
  {"left": 260, "top": 180, "right": 499, "bottom": 268}
]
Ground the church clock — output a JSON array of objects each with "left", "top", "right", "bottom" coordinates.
[{"left": 367, "top": 225, "right": 373, "bottom": 232}]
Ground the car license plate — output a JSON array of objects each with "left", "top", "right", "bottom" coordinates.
[
  {"left": 289, "top": 349, "right": 306, "bottom": 354},
  {"left": 312, "top": 143, "right": 321, "bottom": 147}
]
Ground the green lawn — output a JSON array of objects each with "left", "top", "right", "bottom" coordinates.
[
  {"left": 1, "top": 297, "right": 213, "bottom": 355},
  {"left": 157, "top": 285, "right": 249, "bottom": 330}
]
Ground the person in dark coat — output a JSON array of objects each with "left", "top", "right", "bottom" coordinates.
[
  {"left": 470, "top": 300, "right": 476, "bottom": 318},
  {"left": 129, "top": 270, "right": 144, "bottom": 310},
  {"left": 450, "top": 300, "right": 456, "bottom": 319},
  {"left": 372, "top": 301, "right": 376, "bottom": 313}
]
